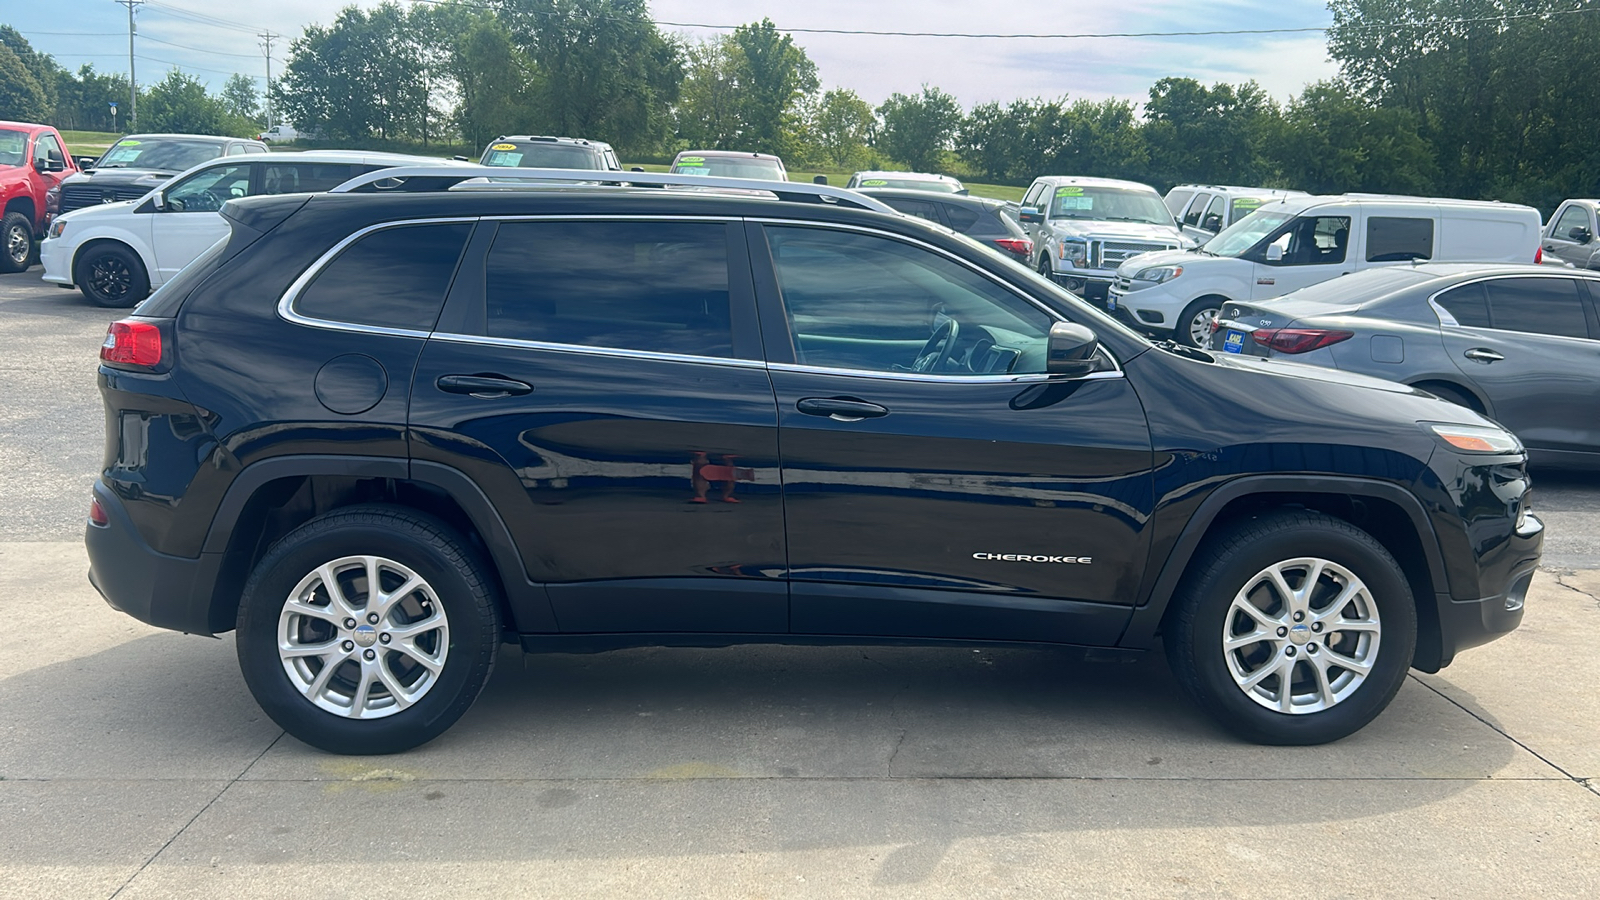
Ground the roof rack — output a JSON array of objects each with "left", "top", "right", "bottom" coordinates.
[{"left": 327, "top": 165, "right": 896, "bottom": 213}]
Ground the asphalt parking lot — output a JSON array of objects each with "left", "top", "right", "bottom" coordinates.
[{"left": 1, "top": 269, "right": 1596, "bottom": 898}]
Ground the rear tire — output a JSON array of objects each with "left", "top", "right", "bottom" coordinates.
[
  {"left": 236, "top": 506, "right": 501, "bottom": 754},
  {"left": 1165, "top": 510, "right": 1416, "bottom": 745},
  {"left": 0, "top": 212, "right": 32, "bottom": 274},
  {"left": 75, "top": 243, "right": 149, "bottom": 308}
]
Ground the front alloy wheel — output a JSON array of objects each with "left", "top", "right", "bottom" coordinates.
[
  {"left": 1182, "top": 302, "right": 1220, "bottom": 347},
  {"left": 0, "top": 213, "right": 30, "bottom": 273}
]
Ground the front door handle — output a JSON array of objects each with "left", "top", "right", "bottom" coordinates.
[
  {"left": 1463, "top": 348, "right": 1504, "bottom": 364},
  {"left": 436, "top": 374, "right": 534, "bottom": 397},
  {"left": 796, "top": 397, "right": 890, "bottom": 422}
]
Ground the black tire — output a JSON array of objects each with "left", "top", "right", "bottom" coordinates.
[
  {"left": 75, "top": 243, "right": 149, "bottom": 308},
  {"left": 1176, "top": 296, "right": 1223, "bottom": 348},
  {"left": 236, "top": 505, "right": 502, "bottom": 754},
  {"left": 0, "top": 211, "right": 32, "bottom": 274},
  {"left": 1037, "top": 253, "right": 1054, "bottom": 282},
  {"left": 1415, "top": 381, "right": 1484, "bottom": 414},
  {"left": 1165, "top": 510, "right": 1417, "bottom": 745}
]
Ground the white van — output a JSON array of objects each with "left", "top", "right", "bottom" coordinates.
[
  {"left": 1163, "top": 184, "right": 1309, "bottom": 244},
  {"left": 1109, "top": 194, "right": 1544, "bottom": 346}
]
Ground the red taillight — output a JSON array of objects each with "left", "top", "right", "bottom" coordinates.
[
  {"left": 1251, "top": 328, "right": 1354, "bottom": 354},
  {"left": 101, "top": 320, "right": 162, "bottom": 367},
  {"left": 994, "top": 237, "right": 1033, "bottom": 256},
  {"left": 88, "top": 497, "right": 109, "bottom": 527},
  {"left": 1534, "top": 246, "right": 1543, "bottom": 264}
]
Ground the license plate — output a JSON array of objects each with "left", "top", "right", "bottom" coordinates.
[
  {"left": 1106, "top": 294, "right": 1118, "bottom": 310},
  {"left": 1222, "top": 330, "right": 1245, "bottom": 354}
]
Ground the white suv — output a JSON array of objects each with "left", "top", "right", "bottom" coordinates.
[{"left": 41, "top": 151, "right": 465, "bottom": 307}]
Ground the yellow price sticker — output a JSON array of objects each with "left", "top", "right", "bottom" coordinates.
[{"left": 491, "top": 143, "right": 518, "bottom": 151}]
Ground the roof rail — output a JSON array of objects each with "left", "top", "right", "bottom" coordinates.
[{"left": 327, "top": 165, "right": 897, "bottom": 213}]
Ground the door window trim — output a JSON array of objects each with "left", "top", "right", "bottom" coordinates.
[{"left": 1427, "top": 272, "right": 1600, "bottom": 339}]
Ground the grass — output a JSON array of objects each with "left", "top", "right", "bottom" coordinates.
[{"left": 58, "top": 131, "right": 123, "bottom": 157}]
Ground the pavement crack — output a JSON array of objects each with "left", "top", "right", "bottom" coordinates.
[
  {"left": 1409, "top": 674, "right": 1589, "bottom": 790},
  {"left": 106, "top": 731, "right": 285, "bottom": 899},
  {"left": 1551, "top": 572, "right": 1600, "bottom": 609}
]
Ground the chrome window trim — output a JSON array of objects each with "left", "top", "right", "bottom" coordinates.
[
  {"left": 768, "top": 361, "right": 1122, "bottom": 384},
  {"left": 428, "top": 332, "right": 762, "bottom": 368},
  {"left": 1427, "top": 271, "right": 1600, "bottom": 338},
  {"left": 277, "top": 216, "right": 481, "bottom": 338},
  {"left": 748, "top": 217, "right": 1125, "bottom": 380}
]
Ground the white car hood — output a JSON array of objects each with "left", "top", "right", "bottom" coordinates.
[
  {"left": 58, "top": 199, "right": 141, "bottom": 224},
  {"left": 1117, "top": 249, "right": 1240, "bottom": 277}
]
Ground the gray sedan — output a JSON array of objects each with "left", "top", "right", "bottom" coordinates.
[{"left": 1209, "top": 263, "right": 1600, "bottom": 468}]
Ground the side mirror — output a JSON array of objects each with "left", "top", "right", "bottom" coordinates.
[
  {"left": 1568, "top": 225, "right": 1592, "bottom": 244},
  {"left": 1046, "top": 322, "right": 1101, "bottom": 376},
  {"left": 1265, "top": 243, "right": 1285, "bottom": 263},
  {"left": 1020, "top": 208, "right": 1044, "bottom": 224},
  {"left": 151, "top": 192, "right": 166, "bottom": 211},
  {"left": 1202, "top": 214, "right": 1223, "bottom": 232},
  {"left": 75, "top": 156, "right": 98, "bottom": 169},
  {"left": 33, "top": 158, "right": 49, "bottom": 174},
  {"left": 812, "top": 175, "right": 828, "bottom": 185}
]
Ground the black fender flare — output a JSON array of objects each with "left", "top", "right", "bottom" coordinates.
[{"left": 1118, "top": 474, "right": 1449, "bottom": 652}]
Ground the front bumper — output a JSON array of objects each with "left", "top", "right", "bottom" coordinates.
[
  {"left": 1106, "top": 278, "right": 1184, "bottom": 331},
  {"left": 86, "top": 480, "right": 222, "bottom": 635},
  {"left": 1426, "top": 512, "right": 1541, "bottom": 671},
  {"left": 39, "top": 237, "right": 73, "bottom": 286}
]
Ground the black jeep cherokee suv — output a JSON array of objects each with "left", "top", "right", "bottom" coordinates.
[{"left": 86, "top": 168, "right": 1543, "bottom": 754}]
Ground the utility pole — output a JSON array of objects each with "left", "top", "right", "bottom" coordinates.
[
  {"left": 258, "top": 30, "right": 279, "bottom": 131},
  {"left": 114, "top": 0, "right": 144, "bottom": 130}
]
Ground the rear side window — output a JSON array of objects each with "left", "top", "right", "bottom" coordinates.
[
  {"left": 1434, "top": 283, "right": 1490, "bottom": 328},
  {"left": 1483, "top": 277, "right": 1589, "bottom": 338},
  {"left": 942, "top": 203, "right": 980, "bottom": 232},
  {"left": 479, "top": 221, "right": 733, "bottom": 358},
  {"left": 883, "top": 197, "right": 944, "bottom": 225},
  {"left": 966, "top": 208, "right": 1011, "bottom": 237},
  {"left": 1366, "top": 217, "right": 1434, "bottom": 262},
  {"left": 296, "top": 223, "right": 473, "bottom": 329},
  {"left": 259, "top": 163, "right": 355, "bottom": 195}
]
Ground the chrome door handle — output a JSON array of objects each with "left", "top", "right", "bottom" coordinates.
[
  {"left": 796, "top": 397, "right": 890, "bottom": 422},
  {"left": 1463, "top": 348, "right": 1504, "bottom": 364}
]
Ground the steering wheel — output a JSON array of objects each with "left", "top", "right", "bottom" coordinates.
[
  {"left": 911, "top": 317, "right": 960, "bottom": 373},
  {"left": 176, "top": 189, "right": 225, "bottom": 212}
]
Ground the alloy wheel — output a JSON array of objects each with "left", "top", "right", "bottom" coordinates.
[
  {"left": 277, "top": 555, "right": 451, "bottom": 719},
  {"left": 89, "top": 256, "right": 133, "bottom": 300},
  {"left": 1221, "top": 556, "right": 1382, "bottom": 714},
  {"left": 4, "top": 223, "right": 26, "bottom": 266},
  {"left": 1188, "top": 306, "right": 1219, "bottom": 347}
]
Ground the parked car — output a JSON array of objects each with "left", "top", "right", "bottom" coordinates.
[
  {"left": 1540, "top": 199, "right": 1600, "bottom": 270},
  {"left": 1164, "top": 184, "right": 1308, "bottom": 244},
  {"left": 857, "top": 186, "right": 1032, "bottom": 264},
  {"left": 85, "top": 164, "right": 1540, "bottom": 754},
  {"left": 479, "top": 135, "right": 621, "bottom": 171},
  {"left": 1015, "top": 176, "right": 1190, "bottom": 302},
  {"left": 847, "top": 171, "right": 965, "bottom": 193},
  {"left": 41, "top": 151, "right": 465, "bottom": 307},
  {"left": 670, "top": 150, "right": 787, "bottom": 180},
  {"left": 1209, "top": 263, "right": 1600, "bottom": 468},
  {"left": 0, "top": 120, "right": 79, "bottom": 273},
  {"left": 1111, "top": 194, "right": 1544, "bottom": 348},
  {"left": 51, "top": 134, "right": 268, "bottom": 221},
  {"left": 258, "top": 124, "right": 299, "bottom": 143}
]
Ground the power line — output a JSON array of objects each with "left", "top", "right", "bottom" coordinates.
[
  {"left": 143, "top": 0, "right": 260, "bottom": 35},
  {"left": 140, "top": 33, "right": 265, "bottom": 59}
]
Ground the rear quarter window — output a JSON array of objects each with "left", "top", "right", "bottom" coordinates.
[
  {"left": 1366, "top": 216, "right": 1435, "bottom": 262},
  {"left": 293, "top": 222, "right": 473, "bottom": 330}
]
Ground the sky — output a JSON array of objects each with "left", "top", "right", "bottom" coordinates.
[{"left": 9, "top": 0, "right": 1341, "bottom": 112}]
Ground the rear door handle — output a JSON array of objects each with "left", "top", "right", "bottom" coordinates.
[
  {"left": 1463, "top": 348, "right": 1504, "bottom": 364},
  {"left": 436, "top": 374, "right": 534, "bottom": 397},
  {"left": 796, "top": 397, "right": 890, "bottom": 422}
]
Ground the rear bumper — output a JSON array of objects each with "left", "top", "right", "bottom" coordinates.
[{"left": 85, "top": 480, "right": 222, "bottom": 635}]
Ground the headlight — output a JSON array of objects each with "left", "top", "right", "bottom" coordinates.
[
  {"left": 48, "top": 219, "right": 67, "bottom": 239},
  {"left": 1133, "top": 265, "right": 1183, "bottom": 284},
  {"left": 1058, "top": 239, "right": 1087, "bottom": 266},
  {"left": 1426, "top": 423, "right": 1520, "bottom": 454}
]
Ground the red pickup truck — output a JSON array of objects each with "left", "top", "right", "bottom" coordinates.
[{"left": 1, "top": 121, "right": 79, "bottom": 273}]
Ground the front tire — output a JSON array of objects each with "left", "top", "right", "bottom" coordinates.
[
  {"left": 1037, "top": 252, "right": 1055, "bottom": 283},
  {"left": 0, "top": 212, "right": 32, "bottom": 274},
  {"left": 75, "top": 243, "right": 149, "bottom": 308},
  {"left": 1165, "top": 510, "right": 1416, "bottom": 745},
  {"left": 1177, "top": 297, "right": 1223, "bottom": 348},
  {"left": 236, "top": 506, "right": 501, "bottom": 754}
]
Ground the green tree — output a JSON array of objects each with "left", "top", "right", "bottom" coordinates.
[
  {"left": 1142, "top": 77, "right": 1277, "bottom": 189},
  {"left": 449, "top": 13, "right": 539, "bottom": 150},
  {"left": 727, "top": 18, "right": 818, "bottom": 157},
  {"left": 221, "top": 73, "right": 260, "bottom": 123},
  {"left": 52, "top": 65, "right": 130, "bottom": 131},
  {"left": 274, "top": 2, "right": 428, "bottom": 141},
  {"left": 876, "top": 85, "right": 962, "bottom": 172},
  {"left": 1265, "top": 80, "right": 1437, "bottom": 195},
  {"left": 806, "top": 88, "right": 876, "bottom": 168},
  {"left": 141, "top": 69, "right": 229, "bottom": 135},
  {"left": 0, "top": 26, "right": 59, "bottom": 118},
  {"left": 674, "top": 37, "right": 743, "bottom": 150},
  {"left": 0, "top": 43, "right": 50, "bottom": 123},
  {"left": 958, "top": 101, "right": 1019, "bottom": 182}
]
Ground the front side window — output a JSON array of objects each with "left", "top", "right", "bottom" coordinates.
[
  {"left": 1022, "top": 182, "right": 1046, "bottom": 210},
  {"left": 1483, "top": 277, "right": 1589, "bottom": 339},
  {"left": 165, "top": 164, "right": 252, "bottom": 212},
  {"left": 480, "top": 220, "right": 734, "bottom": 358},
  {"left": 296, "top": 222, "right": 472, "bottom": 329},
  {"left": 764, "top": 226, "right": 1055, "bottom": 376},
  {"left": 1552, "top": 205, "right": 1592, "bottom": 241},
  {"left": 1183, "top": 194, "right": 1211, "bottom": 227},
  {"left": 1261, "top": 215, "right": 1351, "bottom": 266},
  {"left": 1200, "top": 195, "right": 1227, "bottom": 232},
  {"left": 1366, "top": 216, "right": 1434, "bottom": 262}
]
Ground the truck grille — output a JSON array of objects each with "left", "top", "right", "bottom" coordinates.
[
  {"left": 1092, "top": 240, "right": 1176, "bottom": 270},
  {"left": 60, "top": 184, "right": 152, "bottom": 214}
]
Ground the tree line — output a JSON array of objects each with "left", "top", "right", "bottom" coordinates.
[{"left": 4, "top": 1, "right": 1599, "bottom": 212}]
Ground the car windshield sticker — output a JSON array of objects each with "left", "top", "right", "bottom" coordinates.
[
  {"left": 484, "top": 150, "right": 524, "bottom": 167},
  {"left": 678, "top": 156, "right": 705, "bottom": 165},
  {"left": 491, "top": 143, "right": 518, "bottom": 151},
  {"left": 861, "top": 179, "right": 888, "bottom": 186},
  {"left": 1233, "top": 197, "right": 1264, "bottom": 212},
  {"left": 1055, "top": 186, "right": 1084, "bottom": 196}
]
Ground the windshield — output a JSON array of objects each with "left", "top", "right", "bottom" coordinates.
[
  {"left": 856, "top": 177, "right": 961, "bottom": 193},
  {"left": 0, "top": 129, "right": 26, "bottom": 167},
  {"left": 480, "top": 143, "right": 602, "bottom": 169},
  {"left": 1047, "top": 185, "right": 1171, "bottom": 225},
  {"left": 1204, "top": 211, "right": 1294, "bottom": 257},
  {"left": 96, "top": 138, "right": 226, "bottom": 171},
  {"left": 672, "top": 155, "right": 785, "bottom": 180}
]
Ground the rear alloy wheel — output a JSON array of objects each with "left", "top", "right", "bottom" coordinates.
[
  {"left": 76, "top": 244, "right": 150, "bottom": 308},
  {"left": 1165, "top": 510, "right": 1416, "bottom": 744},
  {"left": 0, "top": 212, "right": 31, "bottom": 274},
  {"left": 1178, "top": 298, "right": 1221, "bottom": 348},
  {"left": 237, "top": 506, "right": 501, "bottom": 754}
]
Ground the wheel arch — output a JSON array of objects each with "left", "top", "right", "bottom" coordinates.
[
  {"left": 71, "top": 235, "right": 156, "bottom": 286},
  {"left": 1120, "top": 475, "right": 1452, "bottom": 672},
  {"left": 1405, "top": 378, "right": 1491, "bottom": 416},
  {"left": 199, "top": 455, "right": 555, "bottom": 636},
  {"left": 4, "top": 195, "right": 35, "bottom": 224}
]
